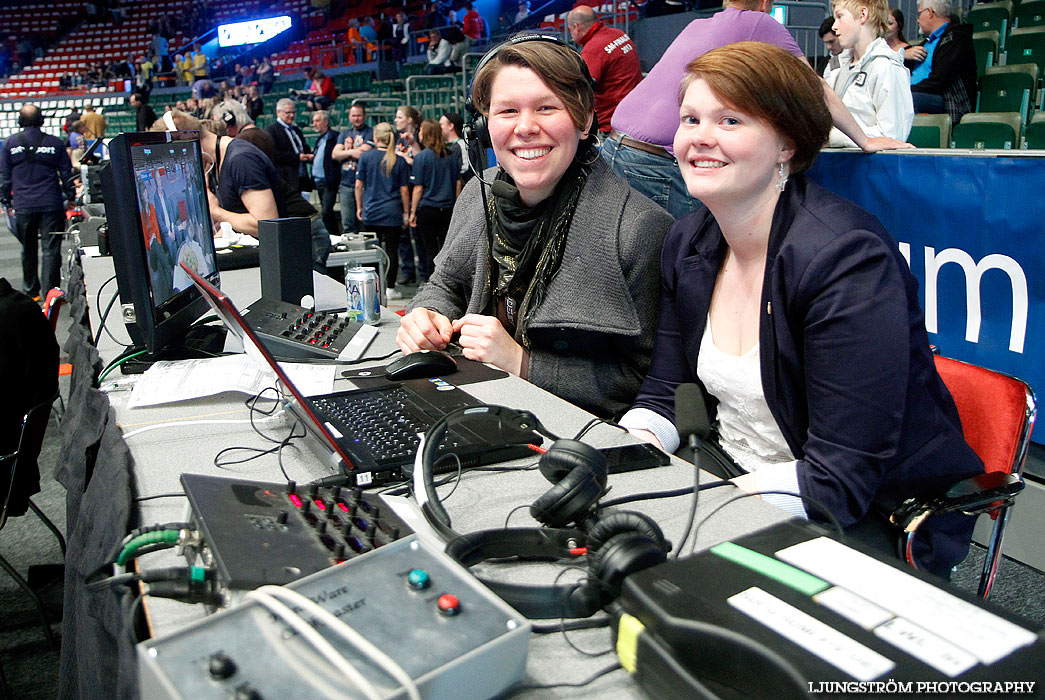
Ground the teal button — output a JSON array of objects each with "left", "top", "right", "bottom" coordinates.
[{"left": 407, "top": 569, "right": 430, "bottom": 589}]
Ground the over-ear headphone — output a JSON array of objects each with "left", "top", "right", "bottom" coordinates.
[
  {"left": 19, "top": 109, "right": 45, "bottom": 128},
  {"left": 464, "top": 33, "right": 596, "bottom": 153},
  {"left": 444, "top": 510, "right": 670, "bottom": 619},
  {"left": 413, "top": 404, "right": 671, "bottom": 618}
]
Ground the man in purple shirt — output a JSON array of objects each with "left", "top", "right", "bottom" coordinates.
[{"left": 604, "top": 0, "right": 911, "bottom": 218}]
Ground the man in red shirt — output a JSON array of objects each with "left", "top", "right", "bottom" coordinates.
[{"left": 567, "top": 6, "right": 643, "bottom": 133}]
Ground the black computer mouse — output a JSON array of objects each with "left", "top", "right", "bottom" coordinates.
[{"left": 385, "top": 350, "right": 458, "bottom": 380}]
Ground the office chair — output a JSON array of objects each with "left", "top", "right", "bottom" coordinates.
[
  {"left": 1, "top": 395, "right": 63, "bottom": 650},
  {"left": 890, "top": 356, "right": 1037, "bottom": 599}
]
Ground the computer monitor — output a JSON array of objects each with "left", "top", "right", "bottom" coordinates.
[{"left": 100, "top": 131, "right": 221, "bottom": 356}]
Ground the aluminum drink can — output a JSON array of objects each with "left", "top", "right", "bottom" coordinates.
[{"left": 345, "top": 266, "right": 380, "bottom": 325}]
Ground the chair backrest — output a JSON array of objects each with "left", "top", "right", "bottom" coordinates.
[
  {"left": 1006, "top": 26, "right": 1045, "bottom": 72},
  {"left": 979, "top": 65, "right": 1037, "bottom": 118},
  {"left": 953, "top": 111, "right": 1022, "bottom": 147},
  {"left": 42, "top": 288, "right": 65, "bottom": 332},
  {"left": 1015, "top": 0, "right": 1045, "bottom": 28},
  {"left": 933, "top": 355, "right": 1036, "bottom": 476},
  {"left": 1024, "top": 111, "right": 1045, "bottom": 146},
  {"left": 910, "top": 112, "right": 952, "bottom": 148},
  {"left": 973, "top": 30, "right": 1001, "bottom": 76}
]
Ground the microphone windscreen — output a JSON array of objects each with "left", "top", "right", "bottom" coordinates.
[
  {"left": 490, "top": 180, "right": 520, "bottom": 202},
  {"left": 675, "top": 383, "right": 710, "bottom": 441}
]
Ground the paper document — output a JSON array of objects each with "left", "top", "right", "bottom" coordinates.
[{"left": 126, "top": 355, "right": 336, "bottom": 408}]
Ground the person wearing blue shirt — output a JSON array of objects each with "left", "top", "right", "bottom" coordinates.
[
  {"left": 310, "top": 111, "right": 340, "bottom": 255},
  {"left": 905, "top": 0, "right": 976, "bottom": 121},
  {"left": 332, "top": 103, "right": 374, "bottom": 235},
  {"left": 355, "top": 122, "right": 410, "bottom": 299},
  {"left": 409, "top": 119, "right": 461, "bottom": 278}
]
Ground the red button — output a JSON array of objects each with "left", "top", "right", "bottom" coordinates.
[{"left": 437, "top": 594, "right": 460, "bottom": 616}]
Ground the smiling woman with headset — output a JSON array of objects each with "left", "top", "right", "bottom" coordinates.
[{"left": 397, "top": 36, "right": 673, "bottom": 419}]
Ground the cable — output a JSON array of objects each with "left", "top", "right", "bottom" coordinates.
[
  {"left": 512, "top": 662, "right": 622, "bottom": 692},
  {"left": 503, "top": 503, "right": 531, "bottom": 528},
  {"left": 434, "top": 452, "right": 463, "bottom": 501},
  {"left": 254, "top": 585, "right": 422, "bottom": 700},
  {"left": 120, "top": 418, "right": 277, "bottom": 440},
  {"left": 552, "top": 565, "right": 614, "bottom": 657},
  {"left": 336, "top": 348, "right": 403, "bottom": 368},
  {"left": 92, "top": 274, "right": 131, "bottom": 348},
  {"left": 97, "top": 349, "right": 147, "bottom": 383},
  {"left": 247, "top": 589, "right": 384, "bottom": 700},
  {"left": 690, "top": 490, "right": 845, "bottom": 556},
  {"left": 134, "top": 493, "right": 184, "bottom": 502},
  {"left": 117, "top": 530, "right": 180, "bottom": 566},
  {"left": 572, "top": 417, "right": 626, "bottom": 441},
  {"left": 599, "top": 479, "right": 729, "bottom": 509},
  {"left": 673, "top": 462, "right": 702, "bottom": 559},
  {"left": 276, "top": 421, "right": 305, "bottom": 481},
  {"left": 531, "top": 617, "right": 611, "bottom": 634}
]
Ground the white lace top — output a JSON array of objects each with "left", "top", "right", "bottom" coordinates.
[{"left": 696, "top": 320, "right": 793, "bottom": 472}]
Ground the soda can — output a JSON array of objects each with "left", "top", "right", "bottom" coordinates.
[{"left": 345, "top": 266, "right": 380, "bottom": 325}]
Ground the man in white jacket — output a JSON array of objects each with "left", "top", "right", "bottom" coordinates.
[
  {"left": 825, "top": 0, "right": 914, "bottom": 147},
  {"left": 425, "top": 29, "right": 452, "bottom": 75}
]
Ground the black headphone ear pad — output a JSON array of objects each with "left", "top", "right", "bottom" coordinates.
[
  {"left": 588, "top": 532, "right": 668, "bottom": 601},
  {"left": 538, "top": 440, "right": 605, "bottom": 484},
  {"left": 587, "top": 511, "right": 669, "bottom": 554},
  {"left": 530, "top": 466, "right": 603, "bottom": 527}
]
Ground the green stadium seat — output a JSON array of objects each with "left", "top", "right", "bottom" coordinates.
[
  {"left": 1005, "top": 26, "right": 1045, "bottom": 72},
  {"left": 967, "top": 1, "right": 1013, "bottom": 46},
  {"left": 978, "top": 64, "right": 1037, "bottom": 121},
  {"left": 952, "top": 111, "right": 1022, "bottom": 148},
  {"left": 1015, "top": 0, "right": 1045, "bottom": 27},
  {"left": 973, "top": 30, "right": 1000, "bottom": 77},
  {"left": 1023, "top": 111, "right": 1045, "bottom": 145},
  {"left": 909, "top": 113, "right": 952, "bottom": 147}
]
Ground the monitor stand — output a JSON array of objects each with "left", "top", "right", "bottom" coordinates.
[{"left": 113, "top": 324, "right": 228, "bottom": 375}]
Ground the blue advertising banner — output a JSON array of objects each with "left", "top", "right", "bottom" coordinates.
[{"left": 808, "top": 152, "right": 1042, "bottom": 441}]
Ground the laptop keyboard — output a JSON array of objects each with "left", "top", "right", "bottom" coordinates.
[{"left": 313, "top": 387, "right": 469, "bottom": 468}]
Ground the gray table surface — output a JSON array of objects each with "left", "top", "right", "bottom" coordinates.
[{"left": 84, "top": 254, "right": 793, "bottom": 699}]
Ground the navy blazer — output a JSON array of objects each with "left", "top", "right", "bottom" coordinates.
[
  {"left": 312, "top": 128, "right": 340, "bottom": 192},
  {"left": 632, "top": 176, "right": 984, "bottom": 573}
]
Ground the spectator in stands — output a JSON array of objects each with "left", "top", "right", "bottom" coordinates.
[
  {"left": 426, "top": 29, "right": 452, "bottom": 74},
  {"left": 151, "top": 29, "right": 172, "bottom": 75},
  {"left": 567, "top": 6, "right": 644, "bottom": 135},
  {"left": 356, "top": 122, "right": 410, "bottom": 300},
  {"left": 391, "top": 11, "right": 411, "bottom": 62},
  {"left": 297, "top": 67, "right": 337, "bottom": 111},
  {"left": 887, "top": 9, "right": 911, "bottom": 55},
  {"left": 440, "top": 110, "right": 472, "bottom": 185},
  {"left": 332, "top": 102, "right": 374, "bottom": 235},
  {"left": 423, "top": 1, "right": 447, "bottom": 29},
  {"left": 176, "top": 53, "right": 192, "bottom": 86},
  {"left": 137, "top": 53, "right": 154, "bottom": 93},
  {"left": 346, "top": 19, "right": 366, "bottom": 65},
  {"left": 824, "top": 0, "right": 913, "bottom": 146},
  {"left": 603, "top": 0, "right": 912, "bottom": 219},
  {"left": 410, "top": 119, "right": 460, "bottom": 278},
  {"left": 394, "top": 105, "right": 425, "bottom": 285},
  {"left": 255, "top": 56, "right": 274, "bottom": 94},
  {"left": 311, "top": 110, "right": 341, "bottom": 246},
  {"left": 193, "top": 77, "right": 218, "bottom": 101},
  {"left": 621, "top": 42, "right": 982, "bottom": 577},
  {"left": 514, "top": 1, "right": 531, "bottom": 24},
  {"left": 243, "top": 85, "right": 264, "bottom": 121},
  {"left": 191, "top": 43, "right": 208, "bottom": 81},
  {"left": 906, "top": 0, "right": 976, "bottom": 120},
  {"left": 68, "top": 121, "right": 87, "bottom": 167},
  {"left": 266, "top": 98, "right": 313, "bottom": 192},
  {"left": 398, "top": 39, "right": 670, "bottom": 416},
  {"left": 0, "top": 105, "right": 75, "bottom": 300},
  {"left": 460, "top": 2, "right": 485, "bottom": 57},
  {"left": 360, "top": 16, "right": 379, "bottom": 48},
  {"left": 82, "top": 104, "right": 106, "bottom": 143},
  {"left": 159, "top": 110, "right": 285, "bottom": 238},
  {"left": 817, "top": 16, "right": 844, "bottom": 76},
  {"left": 130, "top": 92, "right": 157, "bottom": 132}
]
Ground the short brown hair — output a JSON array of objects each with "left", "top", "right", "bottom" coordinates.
[
  {"left": 834, "top": 0, "right": 890, "bottom": 38},
  {"left": 471, "top": 37, "right": 593, "bottom": 132},
  {"left": 680, "top": 42, "right": 830, "bottom": 174}
]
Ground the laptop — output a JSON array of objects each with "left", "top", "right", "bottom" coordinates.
[{"left": 180, "top": 264, "right": 542, "bottom": 487}]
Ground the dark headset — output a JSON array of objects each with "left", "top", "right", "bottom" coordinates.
[
  {"left": 18, "top": 109, "right": 45, "bottom": 128},
  {"left": 464, "top": 33, "right": 596, "bottom": 154},
  {"left": 413, "top": 405, "right": 671, "bottom": 618}
]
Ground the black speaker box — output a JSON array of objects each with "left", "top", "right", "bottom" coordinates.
[{"left": 258, "top": 217, "right": 314, "bottom": 306}]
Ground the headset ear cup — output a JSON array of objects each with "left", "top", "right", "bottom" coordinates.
[
  {"left": 530, "top": 441, "right": 607, "bottom": 528},
  {"left": 588, "top": 531, "right": 668, "bottom": 605},
  {"left": 587, "top": 511, "right": 669, "bottom": 554}
]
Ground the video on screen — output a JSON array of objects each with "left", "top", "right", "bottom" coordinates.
[{"left": 131, "top": 142, "right": 216, "bottom": 308}]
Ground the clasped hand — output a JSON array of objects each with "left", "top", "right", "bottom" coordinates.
[{"left": 397, "top": 309, "right": 528, "bottom": 378}]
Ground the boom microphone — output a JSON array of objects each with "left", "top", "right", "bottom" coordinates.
[{"left": 675, "top": 383, "right": 710, "bottom": 462}]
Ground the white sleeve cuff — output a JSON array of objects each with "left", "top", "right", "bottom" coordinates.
[
  {"left": 618, "top": 408, "right": 680, "bottom": 454},
  {"left": 753, "top": 461, "right": 808, "bottom": 519}
]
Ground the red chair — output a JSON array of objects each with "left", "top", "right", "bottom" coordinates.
[{"left": 892, "top": 356, "right": 1036, "bottom": 598}]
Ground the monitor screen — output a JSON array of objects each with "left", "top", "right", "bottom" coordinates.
[
  {"left": 100, "top": 131, "right": 220, "bottom": 354},
  {"left": 130, "top": 140, "right": 217, "bottom": 309}
]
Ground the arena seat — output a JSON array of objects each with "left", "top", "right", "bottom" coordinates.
[
  {"left": 1006, "top": 26, "right": 1045, "bottom": 73},
  {"left": 1023, "top": 111, "right": 1045, "bottom": 147},
  {"left": 909, "top": 113, "right": 952, "bottom": 148},
  {"left": 973, "top": 30, "right": 1000, "bottom": 77},
  {"left": 1015, "top": 0, "right": 1045, "bottom": 28},
  {"left": 967, "top": 1, "right": 1013, "bottom": 47},
  {"left": 952, "top": 111, "right": 1023, "bottom": 148},
  {"left": 978, "top": 64, "right": 1037, "bottom": 121}
]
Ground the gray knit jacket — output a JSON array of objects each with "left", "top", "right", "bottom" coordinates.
[{"left": 407, "top": 158, "right": 673, "bottom": 417}]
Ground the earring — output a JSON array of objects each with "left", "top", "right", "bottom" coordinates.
[{"left": 775, "top": 162, "right": 789, "bottom": 193}]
